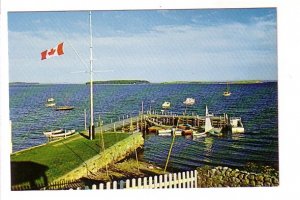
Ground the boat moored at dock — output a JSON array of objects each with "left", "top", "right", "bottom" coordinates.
[
  {"left": 230, "top": 117, "right": 245, "bottom": 133},
  {"left": 158, "top": 129, "right": 172, "bottom": 136}
]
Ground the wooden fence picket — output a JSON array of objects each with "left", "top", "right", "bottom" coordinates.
[
  {"left": 106, "top": 182, "right": 111, "bottom": 190},
  {"left": 169, "top": 173, "right": 173, "bottom": 189},
  {"left": 178, "top": 172, "right": 182, "bottom": 188},
  {"left": 138, "top": 178, "right": 142, "bottom": 189},
  {"left": 143, "top": 177, "right": 148, "bottom": 189},
  {"left": 186, "top": 171, "right": 190, "bottom": 188},
  {"left": 190, "top": 171, "right": 194, "bottom": 188},
  {"left": 132, "top": 178, "right": 136, "bottom": 189},
  {"left": 120, "top": 180, "right": 125, "bottom": 189},
  {"left": 195, "top": 170, "right": 198, "bottom": 188},
  {"left": 149, "top": 176, "right": 153, "bottom": 189},
  {"left": 154, "top": 176, "right": 158, "bottom": 189},
  {"left": 182, "top": 172, "right": 186, "bottom": 188},
  {"left": 99, "top": 183, "right": 104, "bottom": 190},
  {"left": 126, "top": 179, "right": 130, "bottom": 189},
  {"left": 113, "top": 181, "right": 117, "bottom": 189},
  {"left": 164, "top": 174, "right": 168, "bottom": 188},
  {"left": 159, "top": 175, "right": 163, "bottom": 189},
  {"left": 173, "top": 173, "right": 177, "bottom": 188}
]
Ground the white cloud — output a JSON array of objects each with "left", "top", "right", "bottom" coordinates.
[{"left": 9, "top": 16, "right": 277, "bottom": 83}]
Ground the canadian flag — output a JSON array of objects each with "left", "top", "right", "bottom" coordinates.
[{"left": 41, "top": 42, "right": 64, "bottom": 60}]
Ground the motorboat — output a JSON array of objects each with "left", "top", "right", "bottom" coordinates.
[
  {"left": 45, "top": 98, "right": 56, "bottom": 107},
  {"left": 47, "top": 98, "right": 55, "bottom": 102},
  {"left": 183, "top": 98, "right": 195, "bottom": 106},
  {"left": 230, "top": 117, "right": 245, "bottom": 133},
  {"left": 162, "top": 101, "right": 171, "bottom": 109},
  {"left": 45, "top": 102, "right": 56, "bottom": 107}
]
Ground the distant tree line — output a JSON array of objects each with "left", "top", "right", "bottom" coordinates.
[{"left": 86, "top": 80, "right": 150, "bottom": 85}]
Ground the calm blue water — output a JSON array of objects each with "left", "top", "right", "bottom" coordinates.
[{"left": 10, "top": 82, "right": 278, "bottom": 170}]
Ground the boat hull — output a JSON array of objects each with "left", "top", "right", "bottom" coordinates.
[
  {"left": 158, "top": 129, "right": 172, "bottom": 136},
  {"left": 232, "top": 127, "right": 245, "bottom": 134},
  {"left": 223, "top": 92, "right": 231, "bottom": 96},
  {"left": 55, "top": 106, "right": 74, "bottom": 111},
  {"left": 45, "top": 103, "right": 56, "bottom": 107}
]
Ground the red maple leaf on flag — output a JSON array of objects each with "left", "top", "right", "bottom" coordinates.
[{"left": 48, "top": 48, "right": 56, "bottom": 56}]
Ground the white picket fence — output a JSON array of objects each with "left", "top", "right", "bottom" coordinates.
[{"left": 75, "top": 170, "right": 197, "bottom": 190}]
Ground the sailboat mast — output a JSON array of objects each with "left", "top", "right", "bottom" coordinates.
[{"left": 89, "top": 11, "right": 94, "bottom": 140}]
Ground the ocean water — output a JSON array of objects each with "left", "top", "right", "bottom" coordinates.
[{"left": 9, "top": 82, "right": 278, "bottom": 170}]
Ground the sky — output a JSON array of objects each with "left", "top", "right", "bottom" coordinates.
[{"left": 8, "top": 8, "right": 277, "bottom": 83}]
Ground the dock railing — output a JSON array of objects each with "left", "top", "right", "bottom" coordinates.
[{"left": 73, "top": 170, "right": 198, "bottom": 190}]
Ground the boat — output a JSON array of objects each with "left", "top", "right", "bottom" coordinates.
[
  {"left": 55, "top": 106, "right": 74, "bottom": 111},
  {"left": 230, "top": 117, "right": 245, "bottom": 133},
  {"left": 183, "top": 98, "right": 195, "bottom": 106},
  {"left": 223, "top": 82, "right": 231, "bottom": 96},
  {"left": 196, "top": 105, "right": 222, "bottom": 137},
  {"left": 45, "top": 102, "right": 56, "bottom": 107},
  {"left": 192, "top": 131, "right": 207, "bottom": 138},
  {"left": 43, "top": 129, "right": 63, "bottom": 137},
  {"left": 47, "top": 98, "right": 55, "bottom": 102},
  {"left": 162, "top": 101, "right": 171, "bottom": 109},
  {"left": 174, "top": 129, "right": 183, "bottom": 136},
  {"left": 182, "top": 129, "right": 193, "bottom": 136},
  {"left": 158, "top": 129, "right": 172, "bottom": 136},
  {"left": 45, "top": 98, "right": 56, "bottom": 107},
  {"left": 45, "top": 129, "right": 76, "bottom": 138}
]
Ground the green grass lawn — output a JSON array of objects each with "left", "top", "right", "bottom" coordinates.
[{"left": 11, "top": 131, "right": 129, "bottom": 188}]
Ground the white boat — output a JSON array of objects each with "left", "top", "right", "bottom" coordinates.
[
  {"left": 47, "top": 98, "right": 55, "bottom": 102},
  {"left": 183, "top": 98, "right": 195, "bottom": 106},
  {"left": 45, "top": 102, "right": 56, "bottom": 107},
  {"left": 230, "top": 117, "right": 245, "bottom": 133},
  {"left": 158, "top": 129, "right": 172, "bottom": 136},
  {"left": 174, "top": 129, "right": 183, "bottom": 136},
  {"left": 192, "top": 131, "right": 207, "bottom": 137},
  {"left": 44, "top": 129, "right": 76, "bottom": 138},
  {"left": 196, "top": 105, "right": 222, "bottom": 137},
  {"left": 162, "top": 101, "right": 171, "bottom": 109},
  {"left": 223, "top": 82, "right": 231, "bottom": 96},
  {"left": 45, "top": 98, "right": 56, "bottom": 107},
  {"left": 50, "top": 129, "right": 76, "bottom": 138},
  {"left": 43, "top": 129, "right": 63, "bottom": 136}
]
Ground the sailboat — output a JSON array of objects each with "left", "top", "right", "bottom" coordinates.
[
  {"left": 223, "top": 82, "right": 231, "bottom": 96},
  {"left": 193, "top": 105, "right": 222, "bottom": 137}
]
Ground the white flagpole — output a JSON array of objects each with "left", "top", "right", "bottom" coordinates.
[{"left": 89, "top": 11, "right": 94, "bottom": 140}]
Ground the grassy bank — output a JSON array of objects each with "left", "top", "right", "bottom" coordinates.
[{"left": 11, "top": 132, "right": 129, "bottom": 189}]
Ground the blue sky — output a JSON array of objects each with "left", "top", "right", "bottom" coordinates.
[{"left": 8, "top": 8, "right": 277, "bottom": 83}]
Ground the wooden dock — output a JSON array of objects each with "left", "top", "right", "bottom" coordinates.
[{"left": 94, "top": 113, "right": 230, "bottom": 135}]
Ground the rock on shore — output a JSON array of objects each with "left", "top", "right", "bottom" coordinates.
[{"left": 197, "top": 166, "right": 279, "bottom": 188}]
